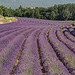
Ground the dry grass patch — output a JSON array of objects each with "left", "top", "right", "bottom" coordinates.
[{"left": 0, "top": 16, "right": 18, "bottom": 24}]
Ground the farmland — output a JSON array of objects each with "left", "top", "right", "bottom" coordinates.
[{"left": 0, "top": 17, "right": 75, "bottom": 75}]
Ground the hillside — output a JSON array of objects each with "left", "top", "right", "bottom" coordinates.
[{"left": 0, "top": 17, "right": 75, "bottom": 75}]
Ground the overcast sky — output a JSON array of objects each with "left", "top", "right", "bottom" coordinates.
[{"left": 0, "top": 0, "right": 75, "bottom": 9}]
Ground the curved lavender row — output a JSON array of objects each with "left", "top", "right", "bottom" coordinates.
[
  {"left": 0, "top": 17, "right": 72, "bottom": 27},
  {"left": 0, "top": 25, "right": 24, "bottom": 30},
  {"left": 0, "top": 27, "right": 25, "bottom": 38},
  {"left": 0, "top": 35, "right": 25, "bottom": 75},
  {"left": 71, "top": 26, "right": 75, "bottom": 29},
  {"left": 16, "top": 17, "right": 72, "bottom": 26},
  {"left": 68, "top": 27, "right": 74, "bottom": 32},
  {"left": 16, "top": 17, "right": 50, "bottom": 26},
  {"left": 63, "top": 27, "right": 75, "bottom": 42},
  {"left": 0, "top": 26, "right": 21, "bottom": 33},
  {"left": 71, "top": 26, "right": 75, "bottom": 30},
  {"left": 56, "top": 28, "right": 75, "bottom": 53},
  {"left": 14, "top": 28, "right": 44, "bottom": 75},
  {"left": 0, "top": 27, "right": 38, "bottom": 75},
  {"left": 38, "top": 27, "right": 70, "bottom": 75},
  {"left": 0, "top": 27, "right": 34, "bottom": 51},
  {"left": 48, "top": 27, "right": 75, "bottom": 74},
  {"left": 67, "top": 27, "right": 75, "bottom": 36}
]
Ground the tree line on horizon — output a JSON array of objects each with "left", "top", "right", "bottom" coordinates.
[{"left": 0, "top": 3, "right": 75, "bottom": 20}]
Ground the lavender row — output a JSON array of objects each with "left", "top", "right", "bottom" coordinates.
[
  {"left": 0, "top": 26, "right": 22, "bottom": 33},
  {"left": 67, "top": 27, "right": 75, "bottom": 37},
  {"left": 15, "top": 17, "right": 72, "bottom": 26},
  {"left": 0, "top": 17, "right": 72, "bottom": 27},
  {"left": 0, "top": 34, "right": 26, "bottom": 75},
  {"left": 0, "top": 27, "right": 34, "bottom": 51},
  {"left": 38, "top": 27, "right": 71, "bottom": 75},
  {"left": 0, "top": 27, "right": 25, "bottom": 38},
  {"left": 14, "top": 28, "right": 44, "bottom": 75},
  {"left": 0, "top": 27, "right": 39, "bottom": 75},
  {"left": 56, "top": 27, "right": 75, "bottom": 53},
  {"left": 62, "top": 27, "right": 75, "bottom": 42},
  {"left": 48, "top": 27, "right": 75, "bottom": 74}
]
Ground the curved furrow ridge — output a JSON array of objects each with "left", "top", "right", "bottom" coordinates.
[
  {"left": 14, "top": 28, "right": 44, "bottom": 75},
  {"left": 0, "top": 27, "right": 38, "bottom": 75},
  {"left": 0, "top": 27, "right": 36, "bottom": 52},
  {"left": 56, "top": 27, "right": 75, "bottom": 53},
  {"left": 68, "top": 27, "right": 75, "bottom": 37},
  {"left": 0, "top": 17, "right": 75, "bottom": 75},
  {"left": 48, "top": 27, "right": 75, "bottom": 74},
  {"left": 38, "top": 27, "right": 71, "bottom": 75},
  {"left": 62, "top": 27, "right": 75, "bottom": 42}
]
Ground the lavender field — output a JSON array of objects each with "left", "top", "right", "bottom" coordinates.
[{"left": 0, "top": 17, "right": 75, "bottom": 75}]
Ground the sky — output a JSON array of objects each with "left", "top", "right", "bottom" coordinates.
[{"left": 0, "top": 0, "right": 75, "bottom": 9}]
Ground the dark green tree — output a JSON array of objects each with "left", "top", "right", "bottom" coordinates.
[
  {"left": 34, "top": 7, "right": 40, "bottom": 18},
  {"left": 62, "top": 9, "right": 70, "bottom": 20},
  {"left": 19, "top": 5, "right": 23, "bottom": 10},
  {"left": 3, "top": 8, "right": 10, "bottom": 17},
  {"left": 50, "top": 11, "right": 56, "bottom": 20},
  {"left": 0, "top": 8, "right": 3, "bottom": 15},
  {"left": 14, "top": 9, "right": 22, "bottom": 17}
]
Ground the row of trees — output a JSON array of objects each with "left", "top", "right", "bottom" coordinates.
[{"left": 0, "top": 3, "right": 75, "bottom": 20}]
